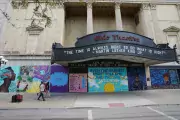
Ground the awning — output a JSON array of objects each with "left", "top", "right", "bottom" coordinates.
[{"left": 51, "top": 31, "right": 177, "bottom": 66}]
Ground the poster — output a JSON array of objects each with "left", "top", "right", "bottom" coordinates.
[
  {"left": 0, "top": 66, "right": 20, "bottom": 92},
  {"left": 88, "top": 67, "right": 128, "bottom": 92},
  {"left": 127, "top": 67, "right": 146, "bottom": 91},
  {"left": 50, "top": 65, "right": 68, "bottom": 92},
  {"left": 69, "top": 74, "right": 87, "bottom": 92}
]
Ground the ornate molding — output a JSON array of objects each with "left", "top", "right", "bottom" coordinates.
[
  {"left": 87, "top": 2, "right": 93, "bottom": 9},
  {"left": 115, "top": 2, "right": 121, "bottom": 9},
  {"left": 57, "top": 0, "right": 64, "bottom": 9},
  {"left": 163, "top": 26, "right": 180, "bottom": 32},
  {"left": 150, "top": 4, "right": 156, "bottom": 10},
  {"left": 176, "top": 4, "right": 180, "bottom": 10},
  {"left": 26, "top": 25, "right": 44, "bottom": 35},
  {"left": 141, "top": 3, "right": 149, "bottom": 10}
]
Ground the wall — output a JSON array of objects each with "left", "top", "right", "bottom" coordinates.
[
  {"left": 93, "top": 16, "right": 115, "bottom": 33},
  {"left": 122, "top": 16, "right": 136, "bottom": 33},
  {"left": 2, "top": 3, "right": 64, "bottom": 54},
  {"left": 0, "top": 0, "right": 10, "bottom": 53},
  {"left": 64, "top": 17, "right": 86, "bottom": 47}
]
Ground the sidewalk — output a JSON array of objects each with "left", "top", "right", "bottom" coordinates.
[{"left": 0, "top": 89, "right": 180, "bottom": 109}]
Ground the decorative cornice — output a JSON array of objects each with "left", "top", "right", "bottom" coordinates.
[
  {"left": 150, "top": 4, "right": 156, "bottom": 10},
  {"left": 163, "top": 26, "right": 180, "bottom": 32}
]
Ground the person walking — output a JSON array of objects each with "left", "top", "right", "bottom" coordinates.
[{"left": 37, "top": 82, "right": 45, "bottom": 101}]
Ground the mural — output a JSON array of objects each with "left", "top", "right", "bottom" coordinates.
[
  {"left": 17, "top": 66, "right": 34, "bottom": 92},
  {"left": 127, "top": 67, "right": 146, "bottom": 91},
  {"left": 88, "top": 67, "right": 128, "bottom": 92},
  {"left": 50, "top": 65, "right": 68, "bottom": 92},
  {"left": 0, "top": 66, "right": 20, "bottom": 92},
  {"left": 69, "top": 74, "right": 87, "bottom": 92},
  {"left": 150, "top": 69, "right": 180, "bottom": 89}
]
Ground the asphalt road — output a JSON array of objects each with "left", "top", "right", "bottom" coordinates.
[{"left": 0, "top": 105, "right": 180, "bottom": 120}]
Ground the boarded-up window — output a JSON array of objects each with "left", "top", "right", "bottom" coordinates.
[{"left": 168, "top": 35, "right": 178, "bottom": 49}]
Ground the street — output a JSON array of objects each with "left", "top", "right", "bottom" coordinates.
[
  {"left": 0, "top": 105, "right": 180, "bottom": 120},
  {"left": 0, "top": 89, "right": 180, "bottom": 119}
]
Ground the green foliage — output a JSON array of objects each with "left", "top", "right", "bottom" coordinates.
[
  {"left": 17, "top": 76, "right": 22, "bottom": 81},
  {"left": 27, "top": 77, "right": 33, "bottom": 82}
]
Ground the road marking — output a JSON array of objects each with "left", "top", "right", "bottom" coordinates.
[
  {"left": 88, "top": 110, "right": 93, "bottom": 120},
  {"left": 147, "top": 107, "right": 178, "bottom": 120}
]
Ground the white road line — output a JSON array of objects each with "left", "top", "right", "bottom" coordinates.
[
  {"left": 147, "top": 106, "right": 178, "bottom": 120},
  {"left": 88, "top": 110, "right": 93, "bottom": 120}
]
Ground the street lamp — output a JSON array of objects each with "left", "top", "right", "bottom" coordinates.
[{"left": 0, "top": 56, "right": 8, "bottom": 67}]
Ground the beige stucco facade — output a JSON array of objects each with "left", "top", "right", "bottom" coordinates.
[{"left": 1, "top": 0, "right": 180, "bottom": 67}]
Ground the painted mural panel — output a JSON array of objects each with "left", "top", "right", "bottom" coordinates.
[
  {"left": 0, "top": 66, "right": 20, "bottom": 92},
  {"left": 127, "top": 67, "right": 146, "bottom": 91},
  {"left": 169, "top": 69, "right": 179, "bottom": 85},
  {"left": 69, "top": 74, "right": 87, "bottom": 92},
  {"left": 50, "top": 65, "right": 68, "bottom": 92},
  {"left": 17, "top": 66, "right": 34, "bottom": 92},
  {"left": 88, "top": 67, "right": 128, "bottom": 92},
  {"left": 150, "top": 69, "right": 179, "bottom": 89}
]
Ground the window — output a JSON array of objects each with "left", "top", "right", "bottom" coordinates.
[{"left": 167, "top": 35, "right": 178, "bottom": 49}]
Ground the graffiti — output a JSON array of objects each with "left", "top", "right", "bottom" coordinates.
[
  {"left": 127, "top": 67, "right": 146, "bottom": 91},
  {"left": 0, "top": 66, "right": 19, "bottom": 92},
  {"left": 33, "top": 66, "right": 51, "bottom": 83},
  {"left": 69, "top": 74, "right": 87, "bottom": 92},
  {"left": 88, "top": 67, "right": 128, "bottom": 92},
  {"left": 50, "top": 65, "right": 68, "bottom": 93}
]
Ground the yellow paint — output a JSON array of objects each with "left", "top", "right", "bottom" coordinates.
[
  {"left": 26, "top": 81, "right": 41, "bottom": 93},
  {"left": 104, "top": 83, "right": 115, "bottom": 92}
]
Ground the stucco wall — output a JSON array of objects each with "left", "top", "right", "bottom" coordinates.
[
  {"left": 64, "top": 16, "right": 86, "bottom": 47},
  {"left": 2, "top": 3, "right": 65, "bottom": 54},
  {"left": 0, "top": 0, "right": 10, "bottom": 53}
]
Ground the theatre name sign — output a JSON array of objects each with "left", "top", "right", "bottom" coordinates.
[
  {"left": 94, "top": 34, "right": 140, "bottom": 43},
  {"left": 52, "top": 31, "right": 177, "bottom": 62}
]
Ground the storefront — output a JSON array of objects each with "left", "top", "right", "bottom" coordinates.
[{"left": 51, "top": 31, "right": 177, "bottom": 92}]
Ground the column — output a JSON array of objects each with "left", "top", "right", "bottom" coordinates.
[
  {"left": 145, "top": 65, "right": 151, "bottom": 88},
  {"left": 115, "top": 3, "right": 123, "bottom": 30},
  {"left": 87, "top": 2, "right": 93, "bottom": 34},
  {"left": 150, "top": 4, "right": 166, "bottom": 44},
  {"left": 58, "top": 1, "right": 65, "bottom": 46}
]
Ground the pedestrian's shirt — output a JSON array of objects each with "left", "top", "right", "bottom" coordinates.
[{"left": 40, "top": 84, "right": 45, "bottom": 92}]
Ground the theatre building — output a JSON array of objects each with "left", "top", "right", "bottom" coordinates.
[{"left": 1, "top": 0, "right": 180, "bottom": 92}]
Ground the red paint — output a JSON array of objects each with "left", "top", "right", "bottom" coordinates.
[
  {"left": 108, "top": 103, "right": 125, "bottom": 108},
  {"left": 94, "top": 34, "right": 140, "bottom": 42}
]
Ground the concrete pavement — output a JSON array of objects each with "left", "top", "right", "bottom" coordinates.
[
  {"left": 0, "top": 105, "right": 180, "bottom": 120},
  {"left": 0, "top": 89, "right": 180, "bottom": 109}
]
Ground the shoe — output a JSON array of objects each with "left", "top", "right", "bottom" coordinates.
[{"left": 43, "top": 100, "right": 45, "bottom": 101}]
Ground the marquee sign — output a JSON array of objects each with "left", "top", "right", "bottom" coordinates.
[
  {"left": 75, "top": 31, "right": 156, "bottom": 47},
  {"left": 53, "top": 42, "right": 176, "bottom": 62}
]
